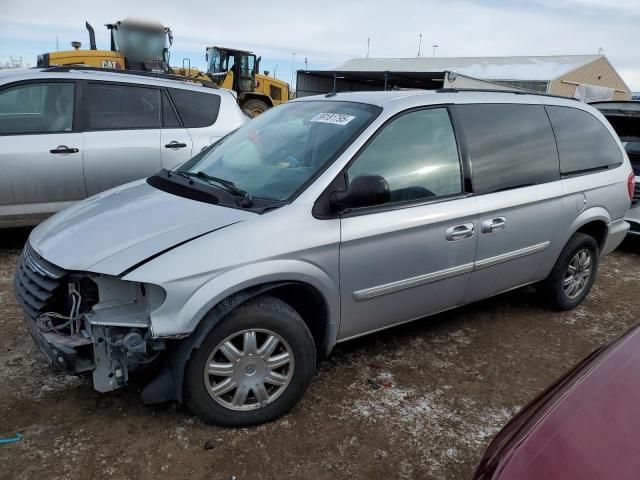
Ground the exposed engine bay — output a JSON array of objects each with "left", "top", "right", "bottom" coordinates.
[{"left": 14, "top": 244, "right": 166, "bottom": 393}]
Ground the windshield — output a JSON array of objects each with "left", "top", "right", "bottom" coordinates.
[{"left": 178, "top": 101, "right": 381, "bottom": 201}]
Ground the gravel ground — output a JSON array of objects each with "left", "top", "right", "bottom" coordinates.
[{"left": 1, "top": 227, "right": 638, "bottom": 480}]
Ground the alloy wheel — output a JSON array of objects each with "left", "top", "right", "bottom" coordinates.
[
  {"left": 563, "top": 249, "right": 593, "bottom": 300},
  {"left": 203, "top": 329, "right": 294, "bottom": 411}
]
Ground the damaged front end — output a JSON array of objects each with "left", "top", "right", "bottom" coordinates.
[{"left": 14, "top": 243, "right": 166, "bottom": 393}]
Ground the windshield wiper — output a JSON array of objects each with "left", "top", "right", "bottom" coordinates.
[
  {"left": 181, "top": 171, "right": 253, "bottom": 207},
  {"left": 161, "top": 168, "right": 192, "bottom": 181}
]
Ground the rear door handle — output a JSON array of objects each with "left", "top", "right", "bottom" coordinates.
[
  {"left": 164, "top": 141, "right": 188, "bottom": 149},
  {"left": 50, "top": 145, "right": 79, "bottom": 154},
  {"left": 481, "top": 217, "right": 507, "bottom": 234},
  {"left": 445, "top": 223, "right": 475, "bottom": 241}
]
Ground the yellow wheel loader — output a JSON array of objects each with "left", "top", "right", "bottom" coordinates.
[
  {"left": 204, "top": 47, "right": 290, "bottom": 117},
  {"left": 37, "top": 21, "right": 288, "bottom": 115}
]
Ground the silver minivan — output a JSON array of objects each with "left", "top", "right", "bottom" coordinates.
[
  {"left": 15, "top": 90, "right": 633, "bottom": 426},
  {"left": 0, "top": 67, "right": 246, "bottom": 228}
]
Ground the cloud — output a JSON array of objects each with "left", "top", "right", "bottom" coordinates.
[{"left": 1, "top": 0, "right": 639, "bottom": 89}]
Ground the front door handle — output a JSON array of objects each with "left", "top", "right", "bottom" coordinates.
[
  {"left": 164, "top": 141, "right": 188, "bottom": 149},
  {"left": 50, "top": 145, "right": 79, "bottom": 154},
  {"left": 481, "top": 217, "right": 507, "bottom": 234},
  {"left": 445, "top": 223, "right": 475, "bottom": 241}
]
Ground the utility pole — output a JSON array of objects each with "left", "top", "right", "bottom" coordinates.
[
  {"left": 432, "top": 44, "right": 439, "bottom": 57},
  {"left": 304, "top": 57, "right": 308, "bottom": 70},
  {"left": 417, "top": 34, "right": 423, "bottom": 57},
  {"left": 367, "top": 37, "right": 370, "bottom": 58},
  {"left": 291, "top": 52, "right": 296, "bottom": 89},
  {"left": 56, "top": 36, "right": 59, "bottom": 52},
  {"left": 274, "top": 64, "right": 278, "bottom": 77}
]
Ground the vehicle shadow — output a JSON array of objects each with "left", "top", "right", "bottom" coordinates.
[
  {"left": 618, "top": 236, "right": 640, "bottom": 256},
  {"left": 0, "top": 227, "right": 31, "bottom": 250}
]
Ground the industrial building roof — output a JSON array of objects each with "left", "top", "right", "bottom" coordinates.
[{"left": 327, "top": 55, "right": 604, "bottom": 81}]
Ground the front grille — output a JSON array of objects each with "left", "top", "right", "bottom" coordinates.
[{"left": 14, "top": 244, "right": 67, "bottom": 322}]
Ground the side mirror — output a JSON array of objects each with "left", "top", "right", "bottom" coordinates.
[{"left": 330, "top": 175, "right": 390, "bottom": 211}]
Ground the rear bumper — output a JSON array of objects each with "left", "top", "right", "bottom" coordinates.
[
  {"left": 625, "top": 205, "right": 640, "bottom": 236},
  {"left": 602, "top": 219, "right": 630, "bottom": 255}
]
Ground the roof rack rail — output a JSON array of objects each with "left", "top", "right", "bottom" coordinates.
[
  {"left": 435, "top": 87, "right": 578, "bottom": 101},
  {"left": 42, "top": 65, "right": 218, "bottom": 89}
]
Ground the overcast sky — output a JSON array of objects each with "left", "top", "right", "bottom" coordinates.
[{"left": 2, "top": 0, "right": 639, "bottom": 90}]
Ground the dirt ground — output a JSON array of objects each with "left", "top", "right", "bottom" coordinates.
[{"left": 1, "top": 228, "right": 639, "bottom": 480}]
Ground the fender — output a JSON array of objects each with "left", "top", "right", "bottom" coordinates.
[
  {"left": 141, "top": 260, "right": 340, "bottom": 405},
  {"left": 150, "top": 259, "right": 339, "bottom": 338}
]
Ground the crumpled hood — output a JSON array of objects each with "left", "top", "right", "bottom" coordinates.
[{"left": 29, "top": 180, "right": 256, "bottom": 275}]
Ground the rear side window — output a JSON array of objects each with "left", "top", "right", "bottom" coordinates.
[
  {"left": 546, "top": 106, "right": 623, "bottom": 174},
  {"left": 168, "top": 88, "right": 220, "bottom": 128},
  {"left": 0, "top": 82, "right": 75, "bottom": 135},
  {"left": 453, "top": 104, "right": 559, "bottom": 194},
  {"left": 85, "top": 83, "right": 160, "bottom": 130}
]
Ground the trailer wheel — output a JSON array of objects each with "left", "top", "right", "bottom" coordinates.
[{"left": 242, "top": 99, "right": 270, "bottom": 117}]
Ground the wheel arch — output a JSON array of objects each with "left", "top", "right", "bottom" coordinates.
[
  {"left": 568, "top": 207, "right": 611, "bottom": 252},
  {"left": 141, "top": 266, "right": 338, "bottom": 405}
]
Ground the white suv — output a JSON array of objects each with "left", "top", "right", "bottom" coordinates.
[{"left": 0, "top": 67, "right": 247, "bottom": 228}]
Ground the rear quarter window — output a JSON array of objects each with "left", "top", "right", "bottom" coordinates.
[
  {"left": 168, "top": 88, "right": 220, "bottom": 128},
  {"left": 452, "top": 103, "right": 560, "bottom": 195},
  {"left": 546, "top": 106, "right": 623, "bottom": 175}
]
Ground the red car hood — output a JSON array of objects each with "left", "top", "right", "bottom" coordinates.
[{"left": 474, "top": 323, "right": 640, "bottom": 480}]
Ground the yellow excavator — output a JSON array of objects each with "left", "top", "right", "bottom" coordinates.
[{"left": 37, "top": 20, "right": 289, "bottom": 115}]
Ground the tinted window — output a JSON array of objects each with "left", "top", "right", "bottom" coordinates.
[
  {"left": 0, "top": 82, "right": 74, "bottom": 135},
  {"left": 162, "top": 90, "right": 181, "bottom": 128},
  {"left": 85, "top": 83, "right": 160, "bottom": 130},
  {"left": 347, "top": 108, "right": 462, "bottom": 203},
  {"left": 546, "top": 106, "right": 623, "bottom": 174},
  {"left": 453, "top": 104, "right": 559, "bottom": 194},
  {"left": 169, "top": 88, "right": 220, "bottom": 128}
]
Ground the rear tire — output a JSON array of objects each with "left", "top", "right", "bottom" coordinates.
[
  {"left": 538, "top": 233, "right": 599, "bottom": 310},
  {"left": 242, "top": 99, "right": 270, "bottom": 117},
  {"left": 184, "top": 295, "right": 316, "bottom": 427}
]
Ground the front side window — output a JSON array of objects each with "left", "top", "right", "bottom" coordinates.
[
  {"left": 346, "top": 108, "right": 462, "bottom": 204},
  {"left": 0, "top": 82, "right": 75, "bottom": 135},
  {"left": 452, "top": 104, "right": 560, "bottom": 194},
  {"left": 546, "top": 106, "right": 623, "bottom": 174},
  {"left": 85, "top": 83, "right": 160, "bottom": 130},
  {"left": 178, "top": 101, "right": 380, "bottom": 201}
]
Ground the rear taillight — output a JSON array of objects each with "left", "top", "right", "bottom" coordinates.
[{"left": 628, "top": 171, "right": 636, "bottom": 201}]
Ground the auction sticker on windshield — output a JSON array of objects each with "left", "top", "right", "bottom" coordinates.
[{"left": 310, "top": 113, "right": 356, "bottom": 126}]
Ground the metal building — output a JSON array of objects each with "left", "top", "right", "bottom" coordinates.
[{"left": 296, "top": 54, "right": 631, "bottom": 101}]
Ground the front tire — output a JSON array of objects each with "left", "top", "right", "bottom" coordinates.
[
  {"left": 538, "top": 233, "right": 599, "bottom": 310},
  {"left": 184, "top": 295, "right": 316, "bottom": 426},
  {"left": 242, "top": 98, "right": 270, "bottom": 117}
]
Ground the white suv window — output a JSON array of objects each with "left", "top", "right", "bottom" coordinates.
[
  {"left": 347, "top": 108, "right": 462, "bottom": 204},
  {"left": 0, "top": 82, "right": 75, "bottom": 134},
  {"left": 85, "top": 83, "right": 160, "bottom": 130}
]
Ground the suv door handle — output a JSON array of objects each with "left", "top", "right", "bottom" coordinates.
[
  {"left": 445, "top": 223, "right": 475, "bottom": 241},
  {"left": 165, "top": 141, "right": 188, "bottom": 149},
  {"left": 481, "top": 217, "right": 507, "bottom": 234},
  {"left": 50, "top": 145, "right": 79, "bottom": 154}
]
